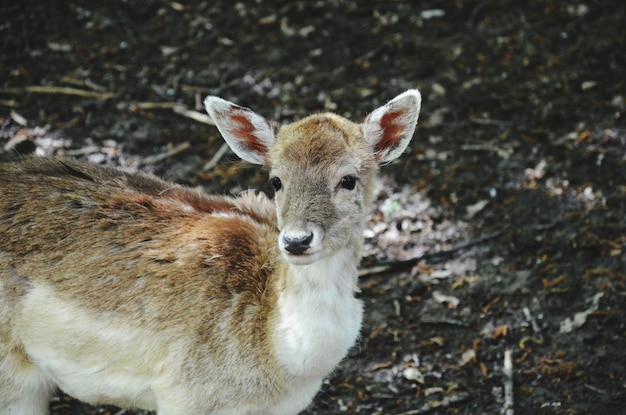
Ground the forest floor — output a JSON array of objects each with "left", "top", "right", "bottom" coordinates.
[{"left": 1, "top": 1, "right": 625, "bottom": 414}]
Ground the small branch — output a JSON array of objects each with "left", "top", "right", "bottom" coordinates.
[
  {"left": 0, "top": 98, "right": 19, "bottom": 107},
  {"left": 0, "top": 86, "right": 117, "bottom": 99},
  {"left": 529, "top": 219, "right": 565, "bottom": 232},
  {"left": 140, "top": 142, "right": 191, "bottom": 165},
  {"left": 522, "top": 307, "right": 543, "bottom": 336},
  {"left": 418, "top": 317, "right": 467, "bottom": 327},
  {"left": 359, "top": 226, "right": 509, "bottom": 277},
  {"left": 172, "top": 105, "right": 214, "bottom": 125},
  {"left": 203, "top": 142, "right": 230, "bottom": 171},
  {"left": 131, "top": 102, "right": 183, "bottom": 110},
  {"left": 10, "top": 110, "right": 28, "bottom": 126},
  {"left": 469, "top": 118, "right": 511, "bottom": 126},
  {"left": 60, "top": 76, "right": 108, "bottom": 92},
  {"left": 130, "top": 102, "right": 215, "bottom": 125},
  {"left": 396, "top": 395, "right": 473, "bottom": 415},
  {"left": 502, "top": 349, "right": 514, "bottom": 415}
]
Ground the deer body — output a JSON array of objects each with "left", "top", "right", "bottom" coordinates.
[{"left": 0, "top": 90, "right": 421, "bottom": 415}]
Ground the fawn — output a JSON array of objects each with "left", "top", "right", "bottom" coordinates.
[{"left": 0, "top": 89, "right": 421, "bottom": 415}]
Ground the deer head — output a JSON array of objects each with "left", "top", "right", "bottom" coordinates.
[{"left": 205, "top": 90, "right": 421, "bottom": 266}]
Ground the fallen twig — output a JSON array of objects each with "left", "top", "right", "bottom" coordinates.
[
  {"left": 0, "top": 99, "right": 19, "bottom": 107},
  {"left": 503, "top": 349, "right": 514, "bottom": 415},
  {"left": 131, "top": 102, "right": 184, "bottom": 110},
  {"left": 60, "top": 76, "right": 108, "bottom": 92},
  {"left": 396, "top": 395, "right": 473, "bottom": 414},
  {"left": 359, "top": 226, "right": 509, "bottom": 277},
  {"left": 469, "top": 118, "right": 511, "bottom": 126},
  {"left": 140, "top": 142, "right": 191, "bottom": 165},
  {"left": 172, "top": 105, "right": 215, "bottom": 125},
  {"left": 130, "top": 102, "right": 215, "bottom": 126},
  {"left": 10, "top": 110, "right": 28, "bottom": 126},
  {"left": 418, "top": 317, "right": 467, "bottom": 327},
  {"left": 522, "top": 307, "right": 543, "bottom": 336},
  {"left": 0, "top": 86, "right": 117, "bottom": 99},
  {"left": 203, "top": 142, "right": 230, "bottom": 171}
]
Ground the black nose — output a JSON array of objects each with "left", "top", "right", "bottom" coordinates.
[{"left": 283, "top": 233, "right": 313, "bottom": 255}]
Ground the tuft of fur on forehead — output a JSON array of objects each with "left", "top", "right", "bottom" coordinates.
[{"left": 270, "top": 113, "right": 374, "bottom": 168}]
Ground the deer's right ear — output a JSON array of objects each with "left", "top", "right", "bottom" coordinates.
[{"left": 204, "top": 96, "right": 275, "bottom": 165}]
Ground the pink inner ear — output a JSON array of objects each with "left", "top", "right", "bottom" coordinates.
[
  {"left": 231, "top": 112, "right": 269, "bottom": 155},
  {"left": 374, "top": 110, "right": 406, "bottom": 159}
]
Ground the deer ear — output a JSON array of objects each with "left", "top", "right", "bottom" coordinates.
[
  {"left": 204, "top": 96, "right": 274, "bottom": 165},
  {"left": 362, "top": 89, "right": 422, "bottom": 163}
]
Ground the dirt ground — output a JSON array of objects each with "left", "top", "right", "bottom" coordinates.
[{"left": 1, "top": 1, "right": 625, "bottom": 414}]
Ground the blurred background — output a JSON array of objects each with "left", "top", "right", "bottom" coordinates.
[{"left": 1, "top": 1, "right": 624, "bottom": 414}]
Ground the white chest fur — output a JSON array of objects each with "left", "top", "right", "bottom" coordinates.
[{"left": 272, "top": 249, "right": 363, "bottom": 379}]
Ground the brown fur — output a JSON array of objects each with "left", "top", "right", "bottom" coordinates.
[
  {"left": 1, "top": 157, "right": 278, "bottom": 321},
  {"left": 1, "top": 157, "right": 285, "bottom": 412}
]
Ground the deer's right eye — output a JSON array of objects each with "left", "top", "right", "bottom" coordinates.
[
  {"left": 271, "top": 177, "right": 282, "bottom": 191},
  {"left": 340, "top": 175, "right": 357, "bottom": 190}
]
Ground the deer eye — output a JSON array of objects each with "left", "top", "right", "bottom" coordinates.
[
  {"left": 271, "top": 177, "right": 282, "bottom": 191},
  {"left": 340, "top": 175, "right": 356, "bottom": 190}
]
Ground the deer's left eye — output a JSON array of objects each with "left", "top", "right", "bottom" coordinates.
[
  {"left": 340, "top": 175, "right": 357, "bottom": 190},
  {"left": 271, "top": 177, "right": 282, "bottom": 191}
]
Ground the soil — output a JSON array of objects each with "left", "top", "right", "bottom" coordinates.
[{"left": 1, "top": 1, "right": 625, "bottom": 414}]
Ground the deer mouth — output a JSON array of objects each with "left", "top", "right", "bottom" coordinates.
[{"left": 283, "top": 250, "right": 320, "bottom": 266}]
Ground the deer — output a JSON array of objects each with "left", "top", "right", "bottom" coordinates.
[{"left": 0, "top": 89, "right": 421, "bottom": 415}]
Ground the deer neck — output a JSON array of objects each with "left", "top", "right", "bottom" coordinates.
[{"left": 271, "top": 244, "right": 363, "bottom": 379}]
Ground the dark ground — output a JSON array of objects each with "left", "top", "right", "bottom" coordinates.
[{"left": 1, "top": 1, "right": 625, "bottom": 414}]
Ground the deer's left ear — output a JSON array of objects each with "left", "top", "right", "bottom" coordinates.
[
  {"left": 362, "top": 89, "right": 421, "bottom": 163},
  {"left": 204, "top": 96, "right": 275, "bottom": 165}
]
